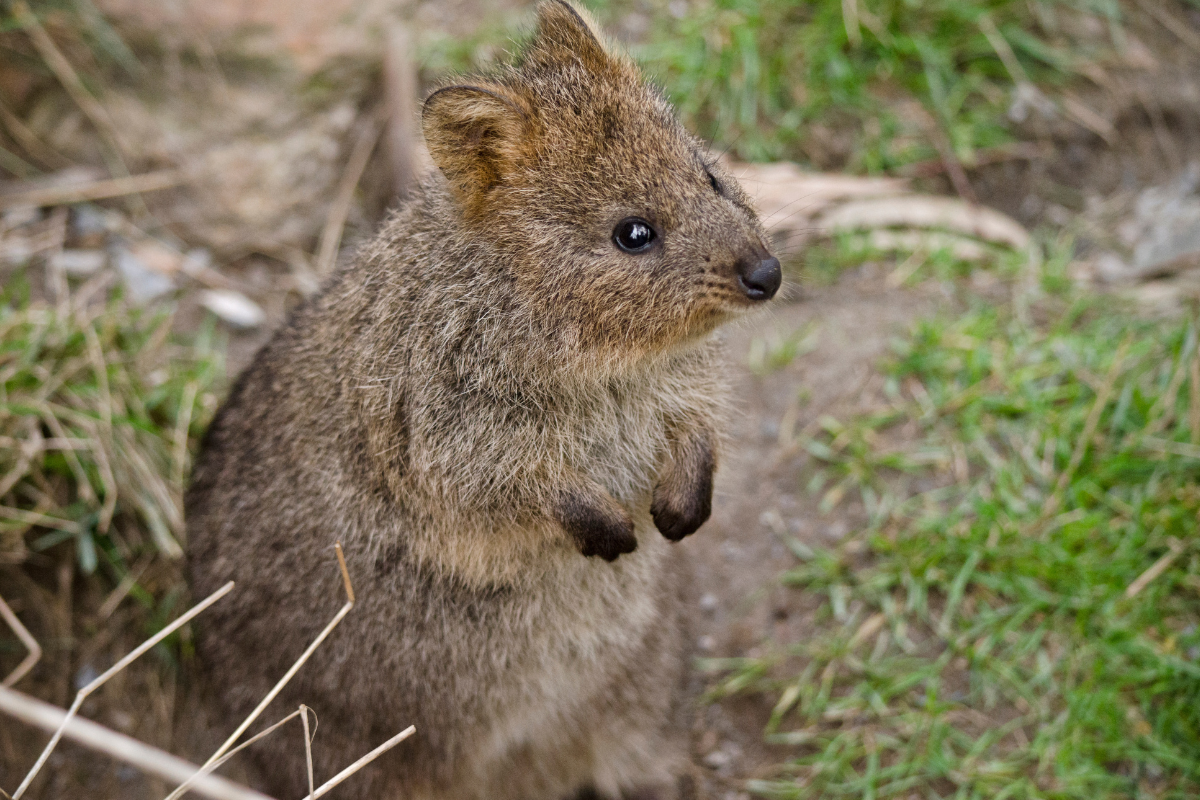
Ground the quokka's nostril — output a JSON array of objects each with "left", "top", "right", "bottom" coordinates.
[{"left": 737, "top": 256, "right": 782, "bottom": 301}]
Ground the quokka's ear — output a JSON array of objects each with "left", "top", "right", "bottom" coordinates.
[
  {"left": 525, "top": 0, "right": 619, "bottom": 74},
  {"left": 422, "top": 84, "right": 530, "bottom": 212}
]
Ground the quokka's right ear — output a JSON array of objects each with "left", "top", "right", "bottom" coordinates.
[{"left": 422, "top": 84, "right": 531, "bottom": 214}]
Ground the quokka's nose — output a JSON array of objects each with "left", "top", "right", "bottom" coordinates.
[{"left": 737, "top": 256, "right": 782, "bottom": 301}]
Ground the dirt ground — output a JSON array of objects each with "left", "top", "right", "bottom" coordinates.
[{"left": 682, "top": 267, "right": 938, "bottom": 799}]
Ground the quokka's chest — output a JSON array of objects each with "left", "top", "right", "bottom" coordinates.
[{"left": 558, "top": 393, "right": 673, "bottom": 498}]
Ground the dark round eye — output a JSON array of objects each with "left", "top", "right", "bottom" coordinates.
[
  {"left": 613, "top": 218, "right": 657, "bottom": 253},
  {"left": 706, "top": 169, "right": 721, "bottom": 195}
]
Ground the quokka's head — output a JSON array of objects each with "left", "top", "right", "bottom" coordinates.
[{"left": 422, "top": 0, "right": 780, "bottom": 365}]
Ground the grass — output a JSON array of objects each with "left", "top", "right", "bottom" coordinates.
[
  {"left": 0, "top": 272, "right": 220, "bottom": 605},
  {"left": 703, "top": 251, "right": 1200, "bottom": 798},
  {"left": 632, "top": 0, "right": 1109, "bottom": 169}
]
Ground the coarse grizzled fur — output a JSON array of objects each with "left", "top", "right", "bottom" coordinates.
[{"left": 185, "top": 2, "right": 779, "bottom": 798}]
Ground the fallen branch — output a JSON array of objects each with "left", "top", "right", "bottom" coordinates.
[
  {"left": 731, "top": 161, "right": 907, "bottom": 227},
  {"left": 899, "top": 142, "right": 1050, "bottom": 179},
  {"left": 0, "top": 686, "right": 275, "bottom": 800},
  {"left": 0, "top": 170, "right": 184, "bottom": 211},
  {"left": 817, "top": 195, "right": 1031, "bottom": 250},
  {"left": 315, "top": 116, "right": 384, "bottom": 276}
]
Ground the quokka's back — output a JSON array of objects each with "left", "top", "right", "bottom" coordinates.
[{"left": 185, "top": 2, "right": 781, "bottom": 798}]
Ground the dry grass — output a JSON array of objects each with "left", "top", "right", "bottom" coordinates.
[
  {"left": 0, "top": 4, "right": 402, "bottom": 792},
  {"left": 0, "top": 271, "right": 221, "bottom": 574},
  {"left": 1, "top": 543, "right": 416, "bottom": 800}
]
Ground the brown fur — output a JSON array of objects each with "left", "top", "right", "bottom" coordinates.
[{"left": 185, "top": 4, "right": 777, "bottom": 798}]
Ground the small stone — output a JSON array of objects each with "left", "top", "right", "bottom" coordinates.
[
  {"left": 114, "top": 244, "right": 174, "bottom": 302},
  {"left": 2, "top": 205, "right": 40, "bottom": 227},
  {"left": 1045, "top": 204, "right": 1073, "bottom": 227},
  {"left": 703, "top": 748, "right": 732, "bottom": 769},
  {"left": 130, "top": 239, "right": 184, "bottom": 275},
  {"left": 182, "top": 247, "right": 213, "bottom": 275},
  {"left": 1, "top": 236, "right": 33, "bottom": 266},
  {"left": 697, "top": 635, "right": 716, "bottom": 652},
  {"left": 200, "top": 290, "right": 267, "bottom": 329},
  {"left": 758, "top": 509, "right": 785, "bottom": 535},
  {"left": 51, "top": 248, "right": 106, "bottom": 276},
  {"left": 699, "top": 592, "right": 718, "bottom": 613},
  {"left": 70, "top": 204, "right": 114, "bottom": 238},
  {"left": 824, "top": 519, "right": 849, "bottom": 540}
]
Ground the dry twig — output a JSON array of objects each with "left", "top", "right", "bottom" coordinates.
[
  {"left": 314, "top": 117, "right": 385, "bottom": 276},
  {"left": 1125, "top": 539, "right": 1186, "bottom": 598},
  {"left": 0, "top": 170, "right": 184, "bottom": 211},
  {"left": 383, "top": 22, "right": 421, "bottom": 201},
  {"left": 3, "top": 540, "right": 413, "bottom": 797},
  {"left": 301, "top": 705, "right": 317, "bottom": 800},
  {"left": 174, "top": 545, "right": 358, "bottom": 799},
  {"left": 0, "top": 594, "right": 41, "bottom": 688},
  {"left": 11, "top": 1, "right": 128, "bottom": 163},
  {"left": 11, "top": 581, "right": 235, "bottom": 798},
  {"left": 1040, "top": 336, "right": 1131, "bottom": 521},
  {"left": 168, "top": 708, "right": 306, "bottom": 799},
  {"left": 304, "top": 726, "right": 416, "bottom": 800},
  {"left": 0, "top": 95, "right": 71, "bottom": 170},
  {"left": 1134, "top": 0, "right": 1200, "bottom": 54}
]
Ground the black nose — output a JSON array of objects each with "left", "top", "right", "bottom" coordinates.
[{"left": 737, "top": 257, "right": 782, "bottom": 301}]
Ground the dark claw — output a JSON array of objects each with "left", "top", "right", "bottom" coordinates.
[
  {"left": 557, "top": 489, "right": 638, "bottom": 561},
  {"left": 650, "top": 475, "right": 712, "bottom": 542},
  {"left": 651, "top": 441, "right": 714, "bottom": 542}
]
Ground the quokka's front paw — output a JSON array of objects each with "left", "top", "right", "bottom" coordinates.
[
  {"left": 556, "top": 489, "right": 638, "bottom": 561},
  {"left": 651, "top": 438, "right": 714, "bottom": 542},
  {"left": 651, "top": 473, "right": 712, "bottom": 541}
]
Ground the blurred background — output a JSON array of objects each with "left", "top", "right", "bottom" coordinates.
[{"left": 1, "top": 0, "right": 1199, "bottom": 797}]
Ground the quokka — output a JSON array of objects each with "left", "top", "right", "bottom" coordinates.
[{"left": 186, "top": 3, "right": 781, "bottom": 797}]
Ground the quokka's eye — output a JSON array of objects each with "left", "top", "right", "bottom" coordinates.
[
  {"left": 613, "top": 218, "right": 657, "bottom": 253},
  {"left": 706, "top": 169, "right": 721, "bottom": 195}
]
